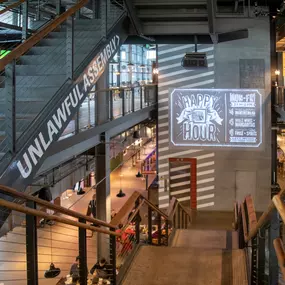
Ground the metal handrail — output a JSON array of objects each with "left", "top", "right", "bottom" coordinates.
[
  {"left": 0, "top": 197, "right": 118, "bottom": 236},
  {"left": 0, "top": 0, "right": 26, "bottom": 16},
  {"left": 0, "top": 184, "right": 113, "bottom": 228},
  {"left": 0, "top": 184, "right": 191, "bottom": 233},
  {"left": 240, "top": 187, "right": 285, "bottom": 243},
  {"left": 0, "top": 0, "right": 89, "bottom": 71},
  {"left": 238, "top": 191, "right": 285, "bottom": 282},
  {"left": 90, "top": 83, "right": 158, "bottom": 94}
]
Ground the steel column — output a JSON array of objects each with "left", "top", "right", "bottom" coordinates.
[
  {"left": 26, "top": 201, "right": 38, "bottom": 285},
  {"left": 268, "top": 209, "right": 279, "bottom": 284},
  {"left": 22, "top": 0, "right": 28, "bottom": 40},
  {"left": 122, "top": 90, "right": 125, "bottom": 116},
  {"left": 271, "top": 13, "right": 277, "bottom": 185},
  {"left": 165, "top": 220, "right": 169, "bottom": 246},
  {"left": 36, "top": 0, "right": 40, "bottom": 20},
  {"left": 147, "top": 88, "right": 150, "bottom": 107},
  {"left": 157, "top": 214, "right": 161, "bottom": 246},
  {"left": 131, "top": 88, "right": 135, "bottom": 112},
  {"left": 109, "top": 91, "right": 113, "bottom": 120},
  {"left": 148, "top": 206, "right": 152, "bottom": 244},
  {"left": 56, "top": 0, "right": 62, "bottom": 15},
  {"left": 78, "top": 218, "right": 87, "bottom": 285},
  {"left": 135, "top": 199, "right": 140, "bottom": 244},
  {"left": 66, "top": 14, "right": 74, "bottom": 80},
  {"left": 140, "top": 87, "right": 143, "bottom": 109},
  {"left": 257, "top": 228, "right": 266, "bottom": 283},
  {"left": 177, "top": 206, "right": 181, "bottom": 229},
  {"left": 110, "top": 228, "right": 117, "bottom": 285},
  {"left": 96, "top": 133, "right": 111, "bottom": 259},
  {"left": 95, "top": 0, "right": 100, "bottom": 19},
  {"left": 251, "top": 237, "right": 258, "bottom": 284},
  {"left": 75, "top": 112, "right": 80, "bottom": 134},
  {"left": 75, "top": 0, "right": 80, "bottom": 18},
  {"left": 5, "top": 61, "right": 16, "bottom": 154},
  {"left": 182, "top": 211, "right": 185, "bottom": 229},
  {"left": 101, "top": 0, "right": 107, "bottom": 39}
]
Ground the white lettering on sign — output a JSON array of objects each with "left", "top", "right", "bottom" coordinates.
[{"left": 17, "top": 35, "right": 120, "bottom": 179}]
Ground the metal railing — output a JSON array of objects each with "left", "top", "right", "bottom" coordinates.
[
  {"left": 236, "top": 185, "right": 285, "bottom": 285},
  {"left": 0, "top": 184, "right": 191, "bottom": 285},
  {"left": 0, "top": 0, "right": 127, "bottom": 171},
  {"left": 60, "top": 84, "right": 157, "bottom": 140}
]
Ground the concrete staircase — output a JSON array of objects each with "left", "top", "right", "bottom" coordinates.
[
  {"left": 122, "top": 228, "right": 248, "bottom": 285},
  {"left": 0, "top": 221, "right": 97, "bottom": 285},
  {"left": 0, "top": 3, "right": 123, "bottom": 158}
]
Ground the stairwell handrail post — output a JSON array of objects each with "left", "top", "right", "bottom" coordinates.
[
  {"left": 157, "top": 213, "right": 162, "bottom": 246},
  {"left": 147, "top": 205, "right": 152, "bottom": 244},
  {"left": 135, "top": 197, "right": 141, "bottom": 245},
  {"left": 26, "top": 200, "right": 38, "bottom": 285},
  {"left": 78, "top": 217, "right": 87, "bottom": 285}
]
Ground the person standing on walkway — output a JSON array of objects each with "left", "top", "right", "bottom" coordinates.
[{"left": 87, "top": 194, "right": 98, "bottom": 227}]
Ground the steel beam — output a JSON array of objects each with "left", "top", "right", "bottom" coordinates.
[
  {"left": 37, "top": 106, "right": 155, "bottom": 175},
  {"left": 123, "top": 0, "right": 143, "bottom": 35},
  {"left": 207, "top": 0, "right": 216, "bottom": 42}
]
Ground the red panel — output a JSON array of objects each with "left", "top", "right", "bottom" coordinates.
[{"left": 169, "top": 157, "right": 197, "bottom": 210}]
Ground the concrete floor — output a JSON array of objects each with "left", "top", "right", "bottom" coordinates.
[{"left": 60, "top": 140, "right": 156, "bottom": 215}]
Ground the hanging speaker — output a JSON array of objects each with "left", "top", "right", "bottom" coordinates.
[{"left": 181, "top": 53, "right": 208, "bottom": 69}]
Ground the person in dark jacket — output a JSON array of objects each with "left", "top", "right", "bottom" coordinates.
[
  {"left": 90, "top": 258, "right": 110, "bottom": 283},
  {"left": 70, "top": 256, "right": 88, "bottom": 282}
]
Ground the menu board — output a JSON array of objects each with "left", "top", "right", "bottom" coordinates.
[{"left": 170, "top": 89, "right": 262, "bottom": 148}]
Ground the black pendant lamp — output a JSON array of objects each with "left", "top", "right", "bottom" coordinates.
[
  {"left": 136, "top": 171, "right": 143, "bottom": 178},
  {"left": 44, "top": 225, "right": 61, "bottom": 278},
  {"left": 44, "top": 263, "right": 61, "bottom": 278},
  {"left": 116, "top": 189, "right": 126, "bottom": 198},
  {"left": 117, "top": 170, "right": 126, "bottom": 197}
]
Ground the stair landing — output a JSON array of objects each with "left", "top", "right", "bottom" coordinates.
[{"left": 122, "top": 245, "right": 247, "bottom": 285}]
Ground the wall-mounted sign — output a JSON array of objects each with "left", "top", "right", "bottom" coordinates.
[{"left": 170, "top": 89, "right": 262, "bottom": 148}]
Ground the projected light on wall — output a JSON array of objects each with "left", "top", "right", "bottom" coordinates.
[
  {"left": 0, "top": 50, "right": 10, "bottom": 59},
  {"left": 170, "top": 89, "right": 262, "bottom": 148}
]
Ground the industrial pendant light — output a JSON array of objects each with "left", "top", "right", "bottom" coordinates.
[
  {"left": 116, "top": 170, "right": 126, "bottom": 198},
  {"left": 136, "top": 171, "right": 143, "bottom": 178},
  {"left": 44, "top": 224, "right": 61, "bottom": 278}
]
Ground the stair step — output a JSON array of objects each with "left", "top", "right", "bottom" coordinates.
[
  {"left": 30, "top": 20, "right": 49, "bottom": 30},
  {"left": 16, "top": 64, "right": 66, "bottom": 76},
  {"left": 0, "top": 87, "right": 60, "bottom": 99},
  {"left": 74, "top": 18, "right": 102, "bottom": 26},
  {"left": 49, "top": 30, "right": 101, "bottom": 39},
  {"left": 38, "top": 38, "right": 66, "bottom": 47},
  {"left": 14, "top": 75, "right": 67, "bottom": 87},
  {"left": 0, "top": 131, "right": 23, "bottom": 140}
]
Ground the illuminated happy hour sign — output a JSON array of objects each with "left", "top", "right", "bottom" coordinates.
[{"left": 170, "top": 89, "right": 262, "bottom": 148}]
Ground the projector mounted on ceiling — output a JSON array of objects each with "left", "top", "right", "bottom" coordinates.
[{"left": 181, "top": 52, "right": 208, "bottom": 70}]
